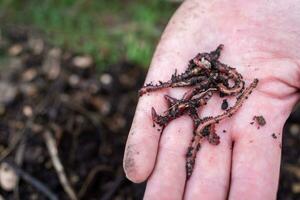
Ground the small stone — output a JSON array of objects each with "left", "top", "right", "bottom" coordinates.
[
  {"left": 8, "top": 44, "right": 23, "bottom": 56},
  {"left": 0, "top": 82, "right": 18, "bottom": 104},
  {"left": 72, "top": 55, "right": 93, "bottom": 69},
  {"left": 23, "top": 105, "right": 33, "bottom": 117},
  {"left": 99, "top": 73, "right": 113, "bottom": 85},
  {"left": 290, "top": 124, "right": 300, "bottom": 136},
  {"left": 0, "top": 163, "right": 18, "bottom": 191},
  {"left": 22, "top": 68, "right": 37, "bottom": 81},
  {"left": 68, "top": 74, "right": 80, "bottom": 86},
  {"left": 292, "top": 183, "right": 300, "bottom": 193}
]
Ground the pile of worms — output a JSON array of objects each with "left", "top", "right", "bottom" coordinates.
[{"left": 139, "top": 45, "right": 258, "bottom": 179}]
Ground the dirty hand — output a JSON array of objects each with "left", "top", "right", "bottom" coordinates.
[{"left": 123, "top": 0, "right": 300, "bottom": 199}]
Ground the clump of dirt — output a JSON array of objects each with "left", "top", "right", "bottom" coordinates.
[
  {"left": 221, "top": 99, "right": 229, "bottom": 110},
  {"left": 272, "top": 133, "right": 278, "bottom": 139},
  {"left": 253, "top": 115, "right": 266, "bottom": 126}
]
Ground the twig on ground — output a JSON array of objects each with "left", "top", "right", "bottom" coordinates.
[
  {"left": 78, "top": 165, "right": 112, "bottom": 199},
  {"left": 43, "top": 131, "right": 78, "bottom": 200},
  {"left": 13, "top": 137, "right": 27, "bottom": 200},
  {"left": 3, "top": 161, "right": 58, "bottom": 200}
]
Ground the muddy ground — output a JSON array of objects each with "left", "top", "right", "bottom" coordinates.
[{"left": 0, "top": 27, "right": 299, "bottom": 200}]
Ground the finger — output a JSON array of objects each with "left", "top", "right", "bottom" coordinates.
[
  {"left": 123, "top": 6, "right": 210, "bottom": 182},
  {"left": 123, "top": 92, "right": 167, "bottom": 182},
  {"left": 184, "top": 127, "right": 232, "bottom": 200},
  {"left": 228, "top": 94, "right": 296, "bottom": 200},
  {"left": 229, "top": 130, "right": 282, "bottom": 200},
  {"left": 144, "top": 116, "right": 193, "bottom": 200},
  {"left": 123, "top": 0, "right": 226, "bottom": 183},
  {"left": 123, "top": 40, "right": 194, "bottom": 182},
  {"left": 183, "top": 95, "right": 233, "bottom": 199}
]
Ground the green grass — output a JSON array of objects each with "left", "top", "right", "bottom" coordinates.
[{"left": 0, "top": 0, "right": 178, "bottom": 68}]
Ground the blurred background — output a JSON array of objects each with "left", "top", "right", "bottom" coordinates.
[{"left": 0, "top": 0, "right": 299, "bottom": 199}]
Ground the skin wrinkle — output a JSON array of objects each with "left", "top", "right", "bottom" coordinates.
[
  {"left": 238, "top": 57, "right": 300, "bottom": 98},
  {"left": 144, "top": 116, "right": 193, "bottom": 200},
  {"left": 257, "top": 77, "right": 299, "bottom": 99}
]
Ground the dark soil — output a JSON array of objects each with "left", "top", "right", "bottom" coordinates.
[
  {"left": 0, "top": 27, "right": 299, "bottom": 200},
  {"left": 0, "top": 27, "right": 146, "bottom": 200},
  {"left": 253, "top": 115, "right": 266, "bottom": 126},
  {"left": 221, "top": 99, "right": 229, "bottom": 110}
]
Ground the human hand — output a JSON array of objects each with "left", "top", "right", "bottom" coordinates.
[{"left": 123, "top": 0, "right": 300, "bottom": 199}]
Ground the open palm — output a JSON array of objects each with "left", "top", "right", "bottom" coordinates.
[{"left": 124, "top": 0, "right": 300, "bottom": 199}]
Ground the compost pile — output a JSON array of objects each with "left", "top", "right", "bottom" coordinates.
[{"left": 0, "top": 27, "right": 299, "bottom": 199}]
